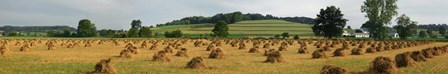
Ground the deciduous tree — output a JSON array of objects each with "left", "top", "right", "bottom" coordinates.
[
  {"left": 393, "top": 14, "right": 417, "bottom": 39},
  {"left": 77, "top": 19, "right": 97, "bottom": 37},
  {"left": 139, "top": 27, "right": 153, "bottom": 37},
  {"left": 312, "top": 6, "right": 348, "bottom": 39},
  {"left": 212, "top": 20, "right": 229, "bottom": 37},
  {"left": 361, "top": 0, "right": 398, "bottom": 40},
  {"left": 419, "top": 30, "right": 427, "bottom": 38}
]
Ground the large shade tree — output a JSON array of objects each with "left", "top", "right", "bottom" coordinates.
[
  {"left": 77, "top": 19, "right": 97, "bottom": 37},
  {"left": 131, "top": 20, "right": 142, "bottom": 29},
  {"left": 128, "top": 20, "right": 142, "bottom": 37},
  {"left": 361, "top": 0, "right": 399, "bottom": 40},
  {"left": 212, "top": 20, "right": 229, "bottom": 37},
  {"left": 312, "top": 6, "right": 348, "bottom": 39},
  {"left": 393, "top": 14, "right": 417, "bottom": 39}
]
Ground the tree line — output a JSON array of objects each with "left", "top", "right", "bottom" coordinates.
[
  {"left": 47, "top": 19, "right": 169, "bottom": 38},
  {"left": 5, "top": 1, "right": 447, "bottom": 39},
  {"left": 2, "top": 11, "right": 314, "bottom": 38},
  {"left": 418, "top": 24, "right": 448, "bottom": 30},
  {"left": 0, "top": 26, "right": 75, "bottom": 33},
  {"left": 41, "top": 19, "right": 187, "bottom": 38},
  {"left": 312, "top": 0, "right": 447, "bottom": 40},
  {"left": 156, "top": 11, "right": 314, "bottom": 27}
]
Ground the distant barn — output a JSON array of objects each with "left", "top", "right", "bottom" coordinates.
[{"left": 353, "top": 33, "right": 369, "bottom": 38}]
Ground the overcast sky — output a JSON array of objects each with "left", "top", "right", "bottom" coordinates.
[{"left": 0, "top": 0, "right": 447, "bottom": 30}]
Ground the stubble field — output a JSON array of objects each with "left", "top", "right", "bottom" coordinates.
[{"left": 0, "top": 39, "right": 447, "bottom": 74}]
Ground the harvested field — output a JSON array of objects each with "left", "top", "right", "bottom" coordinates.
[{"left": 0, "top": 39, "right": 447, "bottom": 74}]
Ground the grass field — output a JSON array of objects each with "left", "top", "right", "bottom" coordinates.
[
  {"left": 152, "top": 20, "right": 314, "bottom": 38},
  {"left": 0, "top": 39, "right": 447, "bottom": 74}
]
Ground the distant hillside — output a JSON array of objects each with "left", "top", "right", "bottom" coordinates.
[
  {"left": 156, "top": 11, "right": 314, "bottom": 27},
  {"left": 152, "top": 20, "right": 314, "bottom": 38},
  {"left": 0, "top": 26, "right": 76, "bottom": 32}
]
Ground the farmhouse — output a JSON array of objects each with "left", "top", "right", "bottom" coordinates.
[
  {"left": 353, "top": 33, "right": 370, "bottom": 38},
  {"left": 0, "top": 30, "right": 4, "bottom": 36},
  {"left": 343, "top": 31, "right": 397, "bottom": 38},
  {"left": 341, "top": 29, "right": 370, "bottom": 38},
  {"left": 389, "top": 33, "right": 399, "bottom": 38},
  {"left": 342, "top": 30, "right": 351, "bottom": 37}
]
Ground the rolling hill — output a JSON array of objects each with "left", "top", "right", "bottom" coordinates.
[{"left": 152, "top": 20, "right": 314, "bottom": 38}]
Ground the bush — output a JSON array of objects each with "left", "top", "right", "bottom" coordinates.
[
  {"left": 281, "top": 32, "right": 290, "bottom": 38},
  {"left": 274, "top": 35, "right": 281, "bottom": 39},
  {"left": 431, "top": 35, "right": 438, "bottom": 38},
  {"left": 293, "top": 35, "right": 300, "bottom": 39},
  {"left": 164, "top": 30, "right": 183, "bottom": 38},
  {"left": 138, "top": 27, "right": 153, "bottom": 37},
  {"left": 7, "top": 32, "right": 23, "bottom": 36},
  {"left": 418, "top": 31, "right": 427, "bottom": 38}
]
